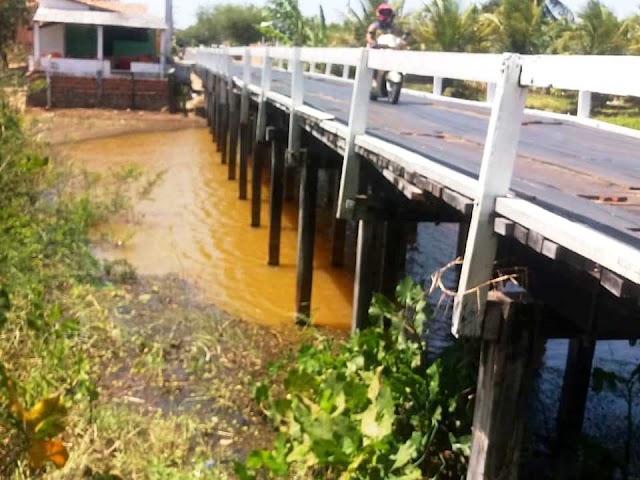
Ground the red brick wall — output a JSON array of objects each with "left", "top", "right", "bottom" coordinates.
[{"left": 28, "top": 74, "right": 169, "bottom": 111}]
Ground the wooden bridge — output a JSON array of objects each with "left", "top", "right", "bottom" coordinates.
[{"left": 193, "top": 46, "right": 640, "bottom": 478}]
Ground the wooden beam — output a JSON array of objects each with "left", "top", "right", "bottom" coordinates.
[
  {"left": 295, "top": 157, "right": 319, "bottom": 324},
  {"left": 352, "top": 217, "right": 382, "bottom": 332},
  {"left": 238, "top": 121, "right": 249, "bottom": 200},
  {"left": 268, "top": 127, "right": 286, "bottom": 266},
  {"left": 380, "top": 220, "right": 408, "bottom": 299},
  {"left": 228, "top": 92, "right": 240, "bottom": 180},
  {"left": 494, "top": 217, "right": 514, "bottom": 237},
  {"left": 251, "top": 141, "right": 266, "bottom": 227},
  {"left": 467, "top": 292, "right": 540, "bottom": 480}
]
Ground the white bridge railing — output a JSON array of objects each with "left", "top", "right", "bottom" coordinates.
[{"left": 194, "top": 45, "right": 640, "bottom": 338}]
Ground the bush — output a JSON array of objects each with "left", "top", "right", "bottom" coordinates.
[{"left": 236, "top": 278, "right": 476, "bottom": 479}]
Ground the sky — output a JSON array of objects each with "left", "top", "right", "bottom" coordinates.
[{"left": 141, "top": 0, "right": 639, "bottom": 29}]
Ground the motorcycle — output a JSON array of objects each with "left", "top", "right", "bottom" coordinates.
[{"left": 372, "top": 33, "right": 407, "bottom": 105}]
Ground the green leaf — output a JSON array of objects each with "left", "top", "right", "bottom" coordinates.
[
  {"left": 0, "top": 287, "right": 10, "bottom": 330},
  {"left": 391, "top": 432, "right": 421, "bottom": 471}
]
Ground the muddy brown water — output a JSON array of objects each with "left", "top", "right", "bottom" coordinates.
[
  {"left": 62, "top": 125, "right": 640, "bottom": 471},
  {"left": 63, "top": 127, "right": 353, "bottom": 330}
]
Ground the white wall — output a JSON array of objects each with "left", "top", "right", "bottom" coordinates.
[
  {"left": 40, "top": 0, "right": 89, "bottom": 10},
  {"left": 40, "top": 24, "right": 65, "bottom": 57}
]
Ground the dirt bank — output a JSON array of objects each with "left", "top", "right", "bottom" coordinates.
[{"left": 27, "top": 107, "right": 205, "bottom": 145}]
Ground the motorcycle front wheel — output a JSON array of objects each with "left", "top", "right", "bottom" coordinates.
[{"left": 388, "top": 81, "right": 402, "bottom": 104}]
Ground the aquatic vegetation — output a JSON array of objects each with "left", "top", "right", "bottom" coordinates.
[{"left": 238, "top": 278, "right": 476, "bottom": 479}]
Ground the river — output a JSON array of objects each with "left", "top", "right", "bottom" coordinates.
[{"left": 64, "top": 125, "right": 638, "bottom": 473}]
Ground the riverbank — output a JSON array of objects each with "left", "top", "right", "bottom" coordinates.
[{"left": 0, "top": 106, "right": 345, "bottom": 478}]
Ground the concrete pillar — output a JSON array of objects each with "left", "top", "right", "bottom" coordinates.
[
  {"left": 160, "top": 31, "right": 167, "bottom": 78},
  {"left": 33, "top": 22, "right": 41, "bottom": 65},
  {"left": 433, "top": 76, "right": 443, "bottom": 96},
  {"left": 97, "top": 25, "right": 104, "bottom": 61},
  {"left": 577, "top": 90, "right": 592, "bottom": 118}
]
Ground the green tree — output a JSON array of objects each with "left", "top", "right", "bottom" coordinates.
[
  {"left": 553, "top": 0, "right": 627, "bottom": 54},
  {"left": 176, "top": 4, "right": 263, "bottom": 47},
  {"left": 624, "top": 12, "right": 640, "bottom": 54},
  {"left": 411, "top": 0, "right": 485, "bottom": 52},
  {"left": 480, "top": 0, "right": 549, "bottom": 54},
  {"left": 0, "top": 0, "right": 30, "bottom": 66},
  {"left": 260, "top": 0, "right": 327, "bottom": 46}
]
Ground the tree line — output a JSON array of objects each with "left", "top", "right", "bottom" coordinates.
[{"left": 177, "top": 0, "right": 640, "bottom": 55}]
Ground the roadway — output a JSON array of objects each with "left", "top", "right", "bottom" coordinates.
[{"left": 244, "top": 68, "right": 640, "bottom": 249}]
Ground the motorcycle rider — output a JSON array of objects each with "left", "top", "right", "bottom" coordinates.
[{"left": 366, "top": 3, "right": 397, "bottom": 98}]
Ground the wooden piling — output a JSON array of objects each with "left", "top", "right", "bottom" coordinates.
[
  {"left": 467, "top": 292, "right": 540, "bottom": 480},
  {"left": 215, "top": 78, "right": 222, "bottom": 150},
  {"left": 238, "top": 121, "right": 249, "bottom": 200},
  {"left": 268, "top": 128, "right": 286, "bottom": 266},
  {"left": 251, "top": 141, "right": 266, "bottom": 227},
  {"left": 228, "top": 92, "right": 240, "bottom": 180},
  {"left": 220, "top": 85, "right": 229, "bottom": 165},
  {"left": 331, "top": 219, "right": 347, "bottom": 267},
  {"left": 380, "top": 220, "right": 408, "bottom": 298},
  {"left": 556, "top": 336, "right": 597, "bottom": 444},
  {"left": 352, "top": 216, "right": 383, "bottom": 332},
  {"left": 284, "top": 166, "right": 296, "bottom": 202},
  {"left": 295, "top": 156, "right": 318, "bottom": 324}
]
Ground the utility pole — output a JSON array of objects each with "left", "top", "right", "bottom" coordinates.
[{"left": 164, "top": 0, "right": 174, "bottom": 60}]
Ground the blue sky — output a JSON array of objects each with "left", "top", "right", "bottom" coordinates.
[{"left": 143, "top": 0, "right": 639, "bottom": 28}]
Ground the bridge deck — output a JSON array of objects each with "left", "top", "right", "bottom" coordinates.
[{"left": 261, "top": 70, "right": 640, "bottom": 249}]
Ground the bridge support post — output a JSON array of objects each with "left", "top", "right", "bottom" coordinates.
[
  {"left": 295, "top": 155, "right": 318, "bottom": 325},
  {"left": 453, "top": 54, "right": 528, "bottom": 337},
  {"left": 380, "top": 220, "right": 408, "bottom": 299},
  {"left": 352, "top": 209, "right": 385, "bottom": 332},
  {"left": 215, "top": 76, "right": 223, "bottom": 151},
  {"left": 284, "top": 166, "right": 296, "bottom": 202},
  {"left": 467, "top": 292, "right": 540, "bottom": 480},
  {"left": 239, "top": 118, "right": 250, "bottom": 200},
  {"left": 251, "top": 141, "right": 266, "bottom": 228},
  {"left": 228, "top": 91, "right": 240, "bottom": 180},
  {"left": 220, "top": 77, "right": 230, "bottom": 165},
  {"left": 268, "top": 127, "right": 286, "bottom": 266},
  {"left": 556, "top": 336, "right": 596, "bottom": 444}
]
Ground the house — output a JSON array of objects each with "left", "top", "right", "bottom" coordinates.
[
  {"left": 30, "top": 0, "right": 168, "bottom": 77},
  {"left": 27, "top": 0, "right": 173, "bottom": 110}
]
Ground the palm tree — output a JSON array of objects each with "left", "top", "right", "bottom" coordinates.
[
  {"left": 480, "top": 0, "right": 549, "bottom": 54},
  {"left": 412, "top": 0, "right": 485, "bottom": 52},
  {"left": 622, "top": 9, "right": 640, "bottom": 55},
  {"left": 553, "top": 0, "right": 626, "bottom": 54}
]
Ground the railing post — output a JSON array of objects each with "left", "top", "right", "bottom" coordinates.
[
  {"left": 240, "top": 48, "right": 251, "bottom": 125},
  {"left": 342, "top": 65, "right": 350, "bottom": 79},
  {"left": 238, "top": 48, "right": 252, "bottom": 200},
  {"left": 486, "top": 82, "right": 496, "bottom": 103},
  {"left": 256, "top": 49, "right": 273, "bottom": 143},
  {"left": 287, "top": 47, "right": 304, "bottom": 162},
  {"left": 433, "top": 76, "right": 443, "bottom": 96},
  {"left": 336, "top": 49, "right": 373, "bottom": 219},
  {"left": 577, "top": 90, "right": 591, "bottom": 118},
  {"left": 325, "top": 63, "right": 332, "bottom": 76},
  {"left": 453, "top": 53, "right": 528, "bottom": 338}
]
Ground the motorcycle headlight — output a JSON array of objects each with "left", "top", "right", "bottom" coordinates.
[{"left": 387, "top": 71, "right": 403, "bottom": 83}]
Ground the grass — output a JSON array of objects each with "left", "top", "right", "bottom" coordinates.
[{"left": 525, "top": 91, "right": 576, "bottom": 114}]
